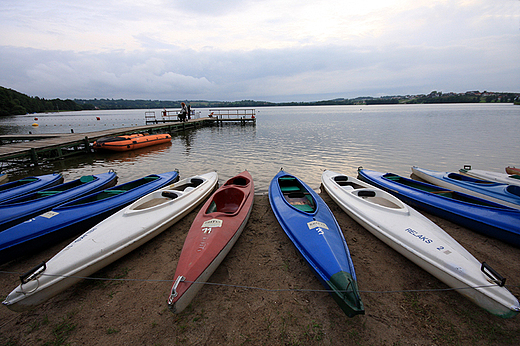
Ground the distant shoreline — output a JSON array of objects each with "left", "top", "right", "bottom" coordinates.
[{"left": 1, "top": 85, "right": 519, "bottom": 116}]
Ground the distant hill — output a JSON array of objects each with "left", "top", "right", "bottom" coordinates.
[
  {"left": 1, "top": 87, "right": 519, "bottom": 116},
  {"left": 0, "top": 86, "right": 84, "bottom": 116}
]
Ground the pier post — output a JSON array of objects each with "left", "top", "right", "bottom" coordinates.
[
  {"left": 83, "top": 136, "right": 92, "bottom": 153},
  {"left": 30, "top": 148, "right": 39, "bottom": 165}
]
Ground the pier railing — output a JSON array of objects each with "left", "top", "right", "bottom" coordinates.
[
  {"left": 145, "top": 110, "right": 200, "bottom": 124},
  {"left": 208, "top": 109, "right": 256, "bottom": 119}
]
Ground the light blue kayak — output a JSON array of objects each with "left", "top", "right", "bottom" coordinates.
[{"left": 412, "top": 166, "right": 520, "bottom": 210}]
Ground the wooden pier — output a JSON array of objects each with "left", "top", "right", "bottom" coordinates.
[
  {"left": 208, "top": 109, "right": 256, "bottom": 125},
  {"left": 0, "top": 113, "right": 255, "bottom": 169},
  {"left": 144, "top": 109, "right": 256, "bottom": 126}
]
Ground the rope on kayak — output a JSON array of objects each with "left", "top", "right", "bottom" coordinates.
[{"left": 0, "top": 269, "right": 518, "bottom": 294}]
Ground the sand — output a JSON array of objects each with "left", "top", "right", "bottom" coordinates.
[{"left": 1, "top": 193, "right": 519, "bottom": 345}]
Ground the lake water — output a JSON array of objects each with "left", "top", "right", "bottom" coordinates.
[{"left": 1, "top": 104, "right": 519, "bottom": 194}]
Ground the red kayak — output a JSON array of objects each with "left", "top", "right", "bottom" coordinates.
[
  {"left": 506, "top": 166, "right": 520, "bottom": 175},
  {"left": 168, "top": 171, "right": 254, "bottom": 313}
]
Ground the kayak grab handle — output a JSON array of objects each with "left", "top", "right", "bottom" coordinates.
[
  {"left": 481, "top": 262, "right": 506, "bottom": 287},
  {"left": 168, "top": 275, "right": 185, "bottom": 302},
  {"left": 20, "top": 261, "right": 46, "bottom": 285}
]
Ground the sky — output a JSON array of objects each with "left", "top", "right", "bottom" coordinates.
[{"left": 1, "top": 0, "right": 519, "bottom": 102}]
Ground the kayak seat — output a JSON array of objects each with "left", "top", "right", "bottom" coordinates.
[
  {"left": 384, "top": 174, "right": 400, "bottom": 181},
  {"left": 279, "top": 176, "right": 302, "bottom": 192},
  {"left": 19, "top": 178, "right": 39, "bottom": 183},
  {"left": 105, "top": 190, "right": 126, "bottom": 195},
  {"left": 80, "top": 175, "right": 96, "bottom": 183},
  {"left": 281, "top": 186, "right": 300, "bottom": 192},
  {"left": 285, "top": 192, "right": 315, "bottom": 212},
  {"left": 162, "top": 191, "right": 179, "bottom": 199},
  {"left": 36, "top": 190, "right": 61, "bottom": 196},
  {"left": 430, "top": 190, "right": 454, "bottom": 197}
]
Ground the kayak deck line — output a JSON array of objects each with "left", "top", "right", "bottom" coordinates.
[{"left": 2, "top": 267, "right": 515, "bottom": 294}]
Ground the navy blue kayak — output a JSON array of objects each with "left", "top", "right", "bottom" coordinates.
[
  {"left": 412, "top": 166, "right": 520, "bottom": 209},
  {"left": 0, "top": 172, "right": 117, "bottom": 232},
  {"left": 0, "top": 173, "right": 64, "bottom": 203},
  {"left": 268, "top": 170, "right": 364, "bottom": 317},
  {"left": 358, "top": 169, "right": 520, "bottom": 247},
  {"left": 0, "top": 170, "right": 179, "bottom": 264}
]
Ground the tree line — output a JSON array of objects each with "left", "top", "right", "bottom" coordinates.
[
  {"left": 1, "top": 86, "right": 519, "bottom": 116},
  {"left": 0, "top": 86, "right": 85, "bottom": 116}
]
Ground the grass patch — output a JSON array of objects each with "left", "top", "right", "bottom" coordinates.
[
  {"left": 304, "top": 320, "right": 324, "bottom": 341},
  {"left": 27, "top": 315, "right": 49, "bottom": 333},
  {"left": 43, "top": 313, "right": 77, "bottom": 346},
  {"left": 106, "top": 327, "right": 120, "bottom": 335}
]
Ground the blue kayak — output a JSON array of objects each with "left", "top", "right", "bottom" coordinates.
[
  {"left": 0, "top": 170, "right": 179, "bottom": 264},
  {"left": 268, "top": 170, "right": 364, "bottom": 317},
  {"left": 358, "top": 169, "right": 520, "bottom": 247},
  {"left": 0, "top": 172, "right": 117, "bottom": 232},
  {"left": 412, "top": 166, "right": 520, "bottom": 209},
  {"left": 0, "top": 173, "right": 63, "bottom": 203}
]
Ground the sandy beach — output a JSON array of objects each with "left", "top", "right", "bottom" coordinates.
[{"left": 1, "top": 192, "right": 519, "bottom": 345}]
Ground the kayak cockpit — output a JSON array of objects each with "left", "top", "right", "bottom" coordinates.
[
  {"left": 506, "top": 184, "right": 520, "bottom": 197},
  {"left": 278, "top": 176, "right": 316, "bottom": 213},
  {"left": 224, "top": 175, "right": 250, "bottom": 187},
  {"left": 206, "top": 187, "right": 245, "bottom": 214},
  {"left": 333, "top": 175, "right": 365, "bottom": 189},
  {"left": 353, "top": 189, "right": 402, "bottom": 209}
]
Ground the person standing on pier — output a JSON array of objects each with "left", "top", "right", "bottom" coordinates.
[
  {"left": 187, "top": 104, "right": 191, "bottom": 120},
  {"left": 179, "top": 102, "right": 187, "bottom": 122}
]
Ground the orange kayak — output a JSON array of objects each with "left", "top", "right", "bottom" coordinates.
[{"left": 93, "top": 133, "right": 171, "bottom": 151}]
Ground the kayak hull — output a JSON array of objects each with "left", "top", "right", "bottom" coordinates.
[
  {"left": 269, "top": 170, "right": 364, "bottom": 317},
  {"left": 168, "top": 171, "right": 254, "bottom": 313},
  {"left": 358, "top": 169, "right": 520, "bottom": 247},
  {"left": 0, "top": 173, "right": 63, "bottom": 203},
  {"left": 412, "top": 166, "right": 520, "bottom": 209},
  {"left": 460, "top": 166, "right": 520, "bottom": 187},
  {"left": 0, "top": 171, "right": 180, "bottom": 264},
  {"left": 322, "top": 170, "right": 519, "bottom": 318},
  {"left": 0, "top": 172, "right": 118, "bottom": 231},
  {"left": 2, "top": 172, "right": 216, "bottom": 312}
]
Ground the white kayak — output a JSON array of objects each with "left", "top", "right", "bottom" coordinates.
[
  {"left": 460, "top": 166, "right": 520, "bottom": 187},
  {"left": 3, "top": 172, "right": 218, "bottom": 312},
  {"left": 321, "top": 170, "right": 520, "bottom": 318}
]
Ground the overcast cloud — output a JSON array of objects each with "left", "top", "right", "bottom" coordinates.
[{"left": 1, "top": 0, "right": 519, "bottom": 102}]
